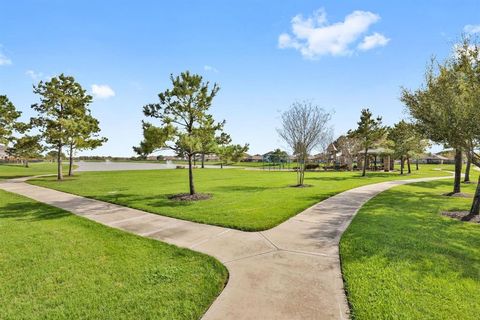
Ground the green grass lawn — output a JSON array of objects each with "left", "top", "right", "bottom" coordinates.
[
  {"left": 340, "top": 179, "right": 480, "bottom": 319},
  {"left": 29, "top": 165, "right": 452, "bottom": 231},
  {"left": 0, "top": 162, "right": 70, "bottom": 180},
  {"left": 0, "top": 190, "right": 227, "bottom": 320}
]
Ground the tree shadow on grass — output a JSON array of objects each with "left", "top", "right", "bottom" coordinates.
[
  {"left": 0, "top": 175, "right": 32, "bottom": 180},
  {"left": 0, "top": 202, "right": 70, "bottom": 221},
  {"left": 210, "top": 185, "right": 286, "bottom": 192},
  {"left": 304, "top": 176, "right": 353, "bottom": 182},
  {"left": 97, "top": 193, "right": 196, "bottom": 209}
]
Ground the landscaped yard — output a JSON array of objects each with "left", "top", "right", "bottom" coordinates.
[
  {"left": 0, "top": 190, "right": 227, "bottom": 320},
  {"left": 29, "top": 164, "right": 452, "bottom": 231},
  {"left": 340, "top": 178, "right": 480, "bottom": 319},
  {"left": 0, "top": 162, "right": 69, "bottom": 180}
]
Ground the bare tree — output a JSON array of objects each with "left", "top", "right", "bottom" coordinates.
[{"left": 278, "top": 101, "right": 333, "bottom": 186}]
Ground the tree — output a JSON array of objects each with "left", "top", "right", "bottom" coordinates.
[
  {"left": 403, "top": 71, "right": 465, "bottom": 192},
  {"left": 66, "top": 114, "right": 107, "bottom": 176},
  {"left": 402, "top": 37, "right": 480, "bottom": 214},
  {"left": 388, "top": 121, "right": 428, "bottom": 174},
  {"left": 0, "top": 95, "right": 24, "bottom": 147},
  {"left": 464, "top": 144, "right": 475, "bottom": 183},
  {"left": 269, "top": 148, "right": 289, "bottom": 165},
  {"left": 31, "top": 74, "right": 92, "bottom": 180},
  {"left": 141, "top": 71, "right": 222, "bottom": 196},
  {"left": 45, "top": 150, "right": 65, "bottom": 162},
  {"left": 133, "top": 138, "right": 155, "bottom": 160},
  {"left": 7, "top": 135, "right": 43, "bottom": 167},
  {"left": 197, "top": 116, "right": 226, "bottom": 168},
  {"left": 401, "top": 44, "right": 477, "bottom": 194},
  {"left": 278, "top": 101, "right": 333, "bottom": 186},
  {"left": 348, "top": 109, "right": 386, "bottom": 177},
  {"left": 453, "top": 40, "right": 480, "bottom": 214},
  {"left": 217, "top": 143, "right": 249, "bottom": 168}
]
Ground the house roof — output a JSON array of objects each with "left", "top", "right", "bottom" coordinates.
[
  {"left": 326, "top": 143, "right": 337, "bottom": 152},
  {"left": 354, "top": 147, "right": 393, "bottom": 155}
]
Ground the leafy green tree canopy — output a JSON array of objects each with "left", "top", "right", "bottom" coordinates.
[
  {"left": 348, "top": 108, "right": 386, "bottom": 176},
  {"left": 0, "top": 95, "right": 23, "bottom": 145},
  {"left": 7, "top": 135, "right": 43, "bottom": 167},
  {"left": 141, "top": 71, "right": 223, "bottom": 195},
  {"left": 31, "top": 74, "right": 93, "bottom": 180}
]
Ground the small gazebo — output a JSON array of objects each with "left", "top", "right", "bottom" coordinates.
[{"left": 356, "top": 147, "right": 394, "bottom": 172}]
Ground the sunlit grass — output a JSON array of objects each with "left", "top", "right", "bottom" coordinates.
[
  {"left": 0, "top": 190, "right": 227, "bottom": 319},
  {"left": 29, "top": 164, "right": 452, "bottom": 231},
  {"left": 341, "top": 179, "right": 480, "bottom": 319}
]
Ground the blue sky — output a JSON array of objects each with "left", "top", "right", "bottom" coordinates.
[{"left": 1, "top": 0, "right": 479, "bottom": 156}]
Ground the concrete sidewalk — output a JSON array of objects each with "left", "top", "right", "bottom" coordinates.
[{"left": 0, "top": 175, "right": 450, "bottom": 320}]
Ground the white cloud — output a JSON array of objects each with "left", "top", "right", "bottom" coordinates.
[
  {"left": 358, "top": 32, "right": 390, "bottom": 51},
  {"left": 0, "top": 50, "right": 12, "bottom": 66},
  {"left": 464, "top": 24, "right": 480, "bottom": 34},
  {"left": 25, "top": 70, "right": 44, "bottom": 80},
  {"left": 278, "top": 8, "right": 388, "bottom": 58},
  {"left": 204, "top": 65, "right": 219, "bottom": 73},
  {"left": 91, "top": 84, "right": 115, "bottom": 99}
]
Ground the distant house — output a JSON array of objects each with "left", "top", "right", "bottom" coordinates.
[
  {"left": 146, "top": 155, "right": 159, "bottom": 161},
  {"left": 326, "top": 143, "right": 338, "bottom": 163},
  {"left": 245, "top": 154, "right": 263, "bottom": 162},
  {"left": 420, "top": 153, "right": 452, "bottom": 164},
  {"left": 310, "top": 153, "right": 325, "bottom": 162},
  {"left": 164, "top": 156, "right": 185, "bottom": 161},
  {"left": 203, "top": 154, "right": 220, "bottom": 161}
]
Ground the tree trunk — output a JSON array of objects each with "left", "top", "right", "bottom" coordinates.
[
  {"left": 453, "top": 148, "right": 462, "bottom": 194},
  {"left": 68, "top": 143, "right": 74, "bottom": 177},
  {"left": 24, "top": 159, "right": 29, "bottom": 168},
  {"left": 400, "top": 156, "right": 404, "bottom": 175},
  {"left": 301, "top": 155, "right": 307, "bottom": 185},
  {"left": 464, "top": 152, "right": 471, "bottom": 183},
  {"left": 57, "top": 145, "right": 63, "bottom": 180},
  {"left": 296, "top": 159, "right": 300, "bottom": 185},
  {"left": 188, "top": 154, "right": 195, "bottom": 195},
  {"left": 201, "top": 153, "right": 205, "bottom": 169},
  {"left": 362, "top": 148, "right": 368, "bottom": 177},
  {"left": 407, "top": 156, "right": 411, "bottom": 174},
  {"left": 416, "top": 159, "right": 419, "bottom": 170},
  {"left": 470, "top": 174, "right": 480, "bottom": 215}
]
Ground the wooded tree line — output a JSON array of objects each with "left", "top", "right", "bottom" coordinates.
[{"left": 0, "top": 74, "right": 106, "bottom": 178}]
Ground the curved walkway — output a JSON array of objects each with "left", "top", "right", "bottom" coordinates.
[{"left": 0, "top": 175, "right": 450, "bottom": 320}]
